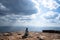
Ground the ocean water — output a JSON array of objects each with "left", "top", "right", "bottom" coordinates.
[{"left": 0, "top": 26, "right": 60, "bottom": 32}]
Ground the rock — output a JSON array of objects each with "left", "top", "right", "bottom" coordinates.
[
  {"left": 37, "top": 37, "right": 44, "bottom": 40},
  {"left": 3, "top": 33, "right": 12, "bottom": 36},
  {"left": 1, "top": 39, "right": 4, "bottom": 40}
]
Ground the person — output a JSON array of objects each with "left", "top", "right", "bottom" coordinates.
[
  {"left": 25, "top": 28, "right": 29, "bottom": 36},
  {"left": 22, "top": 28, "right": 29, "bottom": 39}
]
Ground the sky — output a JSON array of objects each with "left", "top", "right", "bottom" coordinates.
[{"left": 0, "top": 0, "right": 60, "bottom": 27}]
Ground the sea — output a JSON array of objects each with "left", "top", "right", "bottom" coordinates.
[{"left": 0, "top": 26, "right": 60, "bottom": 32}]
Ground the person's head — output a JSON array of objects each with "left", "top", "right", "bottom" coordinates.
[{"left": 26, "top": 28, "right": 28, "bottom": 30}]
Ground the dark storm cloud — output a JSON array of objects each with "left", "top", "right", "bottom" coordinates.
[{"left": 0, "top": 0, "right": 37, "bottom": 15}]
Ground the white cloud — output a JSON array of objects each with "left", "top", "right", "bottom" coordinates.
[
  {"left": 40, "top": 11, "right": 60, "bottom": 26},
  {"left": 0, "top": 11, "right": 60, "bottom": 27},
  {"left": 31, "top": 0, "right": 42, "bottom": 15},
  {"left": 42, "top": 11, "right": 58, "bottom": 19},
  {"left": 0, "top": 14, "right": 31, "bottom": 26},
  {"left": 26, "top": 11, "right": 60, "bottom": 27},
  {"left": 55, "top": 14, "right": 60, "bottom": 23},
  {"left": 13, "top": 11, "right": 59, "bottom": 27},
  {"left": 40, "top": 0, "right": 60, "bottom": 10}
]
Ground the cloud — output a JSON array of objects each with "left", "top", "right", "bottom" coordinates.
[
  {"left": 26, "top": 11, "right": 60, "bottom": 27},
  {"left": 0, "top": 3, "right": 9, "bottom": 11},
  {"left": 40, "top": 0, "right": 60, "bottom": 10},
  {"left": 0, "top": 14, "right": 31, "bottom": 26},
  {"left": 0, "top": 0, "right": 37, "bottom": 15},
  {"left": 43, "top": 11, "right": 58, "bottom": 19},
  {"left": 41, "top": 11, "right": 60, "bottom": 24},
  {"left": 0, "top": 0, "right": 38, "bottom": 26},
  {"left": 0, "top": 11, "right": 60, "bottom": 27},
  {"left": 0, "top": 0, "right": 60, "bottom": 27}
]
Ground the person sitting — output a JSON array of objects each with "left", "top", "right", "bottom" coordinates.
[{"left": 22, "top": 28, "right": 29, "bottom": 39}]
